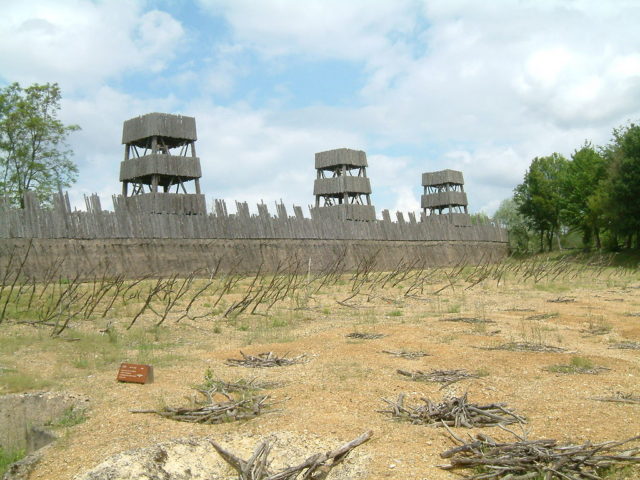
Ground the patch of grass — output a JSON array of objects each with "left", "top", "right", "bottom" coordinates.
[
  {"left": 0, "top": 370, "right": 53, "bottom": 394},
  {"left": 0, "top": 331, "right": 58, "bottom": 355},
  {"left": 545, "top": 356, "right": 608, "bottom": 374},
  {"left": 0, "top": 447, "right": 26, "bottom": 477},
  {"left": 241, "top": 316, "right": 297, "bottom": 345},
  {"left": 517, "top": 319, "right": 552, "bottom": 346},
  {"left": 271, "top": 318, "right": 288, "bottom": 328},
  {"left": 328, "top": 361, "right": 373, "bottom": 383},
  {"left": 598, "top": 464, "right": 639, "bottom": 479},
  {"left": 583, "top": 318, "right": 613, "bottom": 335},
  {"left": 447, "top": 303, "right": 462, "bottom": 314},
  {"left": 438, "top": 334, "right": 458, "bottom": 344},
  {"left": 533, "top": 283, "right": 571, "bottom": 293},
  {"left": 46, "top": 406, "right": 87, "bottom": 428},
  {"left": 71, "top": 356, "right": 90, "bottom": 369},
  {"left": 387, "top": 310, "right": 403, "bottom": 317},
  {"left": 134, "top": 348, "right": 183, "bottom": 367}
]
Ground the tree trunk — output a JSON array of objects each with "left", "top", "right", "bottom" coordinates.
[
  {"left": 594, "top": 228, "right": 601, "bottom": 250},
  {"left": 556, "top": 230, "right": 563, "bottom": 251}
]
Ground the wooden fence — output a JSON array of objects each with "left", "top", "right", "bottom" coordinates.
[{"left": 0, "top": 192, "right": 507, "bottom": 243}]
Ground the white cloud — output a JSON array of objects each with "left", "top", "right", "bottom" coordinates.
[
  {"left": 0, "top": 0, "right": 184, "bottom": 91},
  {"left": 197, "top": 0, "right": 417, "bottom": 60}
]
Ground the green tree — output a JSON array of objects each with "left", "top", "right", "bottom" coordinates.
[
  {"left": 559, "top": 142, "right": 608, "bottom": 249},
  {"left": 604, "top": 122, "right": 640, "bottom": 248},
  {"left": 470, "top": 212, "right": 490, "bottom": 225},
  {"left": 0, "top": 82, "right": 80, "bottom": 206},
  {"left": 514, "top": 153, "right": 568, "bottom": 252},
  {"left": 493, "top": 197, "right": 533, "bottom": 254}
]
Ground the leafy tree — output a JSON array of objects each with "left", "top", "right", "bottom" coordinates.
[
  {"left": 514, "top": 153, "right": 568, "bottom": 252},
  {"left": 470, "top": 212, "right": 490, "bottom": 225},
  {"left": 493, "top": 197, "right": 533, "bottom": 254},
  {"left": 604, "top": 122, "right": 640, "bottom": 248},
  {"left": 559, "top": 142, "right": 608, "bottom": 249},
  {"left": 0, "top": 82, "right": 80, "bottom": 206}
]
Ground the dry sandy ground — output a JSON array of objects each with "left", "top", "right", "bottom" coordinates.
[{"left": 3, "top": 264, "right": 640, "bottom": 479}]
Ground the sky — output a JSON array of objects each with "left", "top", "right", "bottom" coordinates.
[{"left": 1, "top": 0, "right": 640, "bottom": 216}]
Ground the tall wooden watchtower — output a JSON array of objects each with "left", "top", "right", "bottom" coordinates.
[
  {"left": 120, "top": 113, "right": 206, "bottom": 215},
  {"left": 421, "top": 169, "right": 469, "bottom": 219},
  {"left": 312, "top": 148, "right": 376, "bottom": 221}
]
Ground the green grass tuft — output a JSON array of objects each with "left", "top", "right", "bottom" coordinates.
[{"left": 0, "top": 447, "right": 26, "bottom": 477}]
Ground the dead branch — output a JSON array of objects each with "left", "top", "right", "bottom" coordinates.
[
  {"left": 210, "top": 430, "right": 373, "bottom": 480},
  {"left": 440, "top": 317, "right": 495, "bottom": 324},
  {"left": 382, "top": 350, "right": 429, "bottom": 359},
  {"left": 226, "top": 351, "right": 308, "bottom": 368},
  {"left": 609, "top": 342, "right": 640, "bottom": 350},
  {"left": 398, "top": 369, "right": 480, "bottom": 387},
  {"left": 346, "top": 332, "right": 385, "bottom": 339},
  {"left": 380, "top": 393, "right": 525, "bottom": 428},
  {"left": 481, "top": 342, "right": 566, "bottom": 353},
  {"left": 439, "top": 431, "right": 640, "bottom": 479},
  {"left": 132, "top": 393, "right": 269, "bottom": 424},
  {"left": 592, "top": 392, "right": 640, "bottom": 405}
]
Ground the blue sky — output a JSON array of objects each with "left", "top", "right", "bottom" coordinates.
[{"left": 2, "top": 0, "right": 640, "bottom": 216}]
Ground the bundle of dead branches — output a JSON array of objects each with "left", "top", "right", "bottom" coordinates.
[
  {"left": 380, "top": 393, "right": 525, "bottom": 428},
  {"left": 609, "top": 341, "right": 640, "bottom": 350},
  {"left": 132, "top": 393, "right": 269, "bottom": 424},
  {"left": 210, "top": 430, "right": 372, "bottom": 480},
  {"left": 440, "top": 317, "right": 495, "bottom": 324},
  {"left": 440, "top": 431, "right": 640, "bottom": 479},
  {"left": 226, "top": 351, "right": 308, "bottom": 368},
  {"left": 525, "top": 313, "right": 559, "bottom": 321},
  {"left": 547, "top": 296, "right": 575, "bottom": 303},
  {"left": 482, "top": 342, "right": 566, "bottom": 353},
  {"left": 592, "top": 391, "right": 640, "bottom": 404},
  {"left": 398, "top": 368, "right": 480, "bottom": 387},
  {"left": 346, "top": 332, "right": 385, "bottom": 339},
  {"left": 382, "top": 350, "right": 429, "bottom": 359},
  {"left": 198, "top": 373, "right": 278, "bottom": 395},
  {"left": 194, "top": 369, "right": 279, "bottom": 397}
]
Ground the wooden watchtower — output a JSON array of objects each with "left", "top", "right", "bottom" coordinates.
[
  {"left": 421, "top": 169, "right": 469, "bottom": 221},
  {"left": 120, "top": 113, "right": 206, "bottom": 215},
  {"left": 311, "top": 148, "right": 376, "bottom": 221}
]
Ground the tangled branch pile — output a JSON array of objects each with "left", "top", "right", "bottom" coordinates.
[
  {"left": 346, "top": 332, "right": 385, "bottom": 339},
  {"left": 593, "top": 391, "right": 640, "bottom": 405},
  {"left": 132, "top": 393, "right": 269, "bottom": 424},
  {"left": 440, "top": 317, "right": 495, "bottom": 324},
  {"left": 440, "top": 432, "right": 640, "bottom": 479},
  {"left": 398, "top": 368, "right": 480, "bottom": 387},
  {"left": 525, "top": 313, "right": 559, "bottom": 320},
  {"left": 382, "top": 350, "right": 429, "bottom": 359},
  {"left": 380, "top": 393, "right": 525, "bottom": 427},
  {"left": 198, "top": 370, "right": 278, "bottom": 394},
  {"left": 609, "top": 342, "right": 640, "bottom": 350},
  {"left": 482, "top": 342, "right": 566, "bottom": 353},
  {"left": 210, "top": 430, "right": 373, "bottom": 480},
  {"left": 547, "top": 296, "right": 575, "bottom": 303},
  {"left": 226, "top": 351, "right": 308, "bottom": 368}
]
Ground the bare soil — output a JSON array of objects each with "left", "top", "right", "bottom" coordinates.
[{"left": 2, "top": 263, "right": 640, "bottom": 479}]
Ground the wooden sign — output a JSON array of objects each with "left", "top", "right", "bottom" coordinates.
[{"left": 117, "top": 363, "right": 154, "bottom": 384}]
